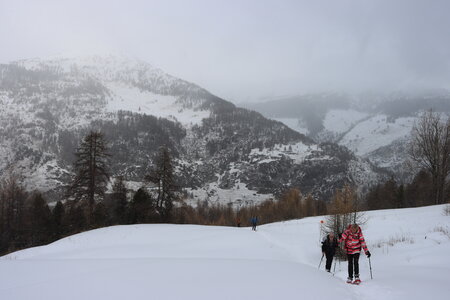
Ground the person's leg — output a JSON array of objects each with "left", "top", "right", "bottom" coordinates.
[
  {"left": 354, "top": 253, "right": 360, "bottom": 278},
  {"left": 347, "top": 254, "right": 354, "bottom": 279},
  {"left": 325, "top": 254, "right": 333, "bottom": 271}
]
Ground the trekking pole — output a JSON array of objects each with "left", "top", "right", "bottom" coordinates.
[
  {"left": 368, "top": 257, "right": 373, "bottom": 279},
  {"left": 339, "top": 255, "right": 341, "bottom": 271},
  {"left": 336, "top": 247, "right": 342, "bottom": 272},
  {"left": 333, "top": 255, "right": 337, "bottom": 275},
  {"left": 318, "top": 253, "right": 324, "bottom": 269}
]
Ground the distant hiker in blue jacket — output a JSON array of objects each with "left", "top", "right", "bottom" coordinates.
[{"left": 251, "top": 216, "right": 258, "bottom": 231}]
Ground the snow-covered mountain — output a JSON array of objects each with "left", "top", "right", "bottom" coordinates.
[
  {"left": 2, "top": 204, "right": 449, "bottom": 300},
  {"left": 0, "top": 55, "right": 383, "bottom": 204},
  {"left": 244, "top": 92, "right": 450, "bottom": 181}
]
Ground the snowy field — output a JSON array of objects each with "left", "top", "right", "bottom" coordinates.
[
  {"left": 106, "top": 83, "right": 211, "bottom": 126},
  {"left": 323, "top": 109, "right": 369, "bottom": 134},
  {"left": 1, "top": 205, "right": 449, "bottom": 300},
  {"left": 338, "top": 115, "right": 415, "bottom": 156},
  {"left": 273, "top": 117, "right": 310, "bottom": 135}
]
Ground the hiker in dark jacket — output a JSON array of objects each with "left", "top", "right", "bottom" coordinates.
[
  {"left": 251, "top": 216, "right": 258, "bottom": 231},
  {"left": 321, "top": 232, "right": 339, "bottom": 272}
]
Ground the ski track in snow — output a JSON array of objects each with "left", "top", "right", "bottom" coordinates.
[{"left": 1, "top": 205, "right": 450, "bottom": 300}]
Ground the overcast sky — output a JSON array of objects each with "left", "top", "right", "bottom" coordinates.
[{"left": 1, "top": 0, "right": 449, "bottom": 102}]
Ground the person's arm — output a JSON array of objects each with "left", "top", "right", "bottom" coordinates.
[
  {"left": 339, "top": 231, "right": 347, "bottom": 243},
  {"left": 359, "top": 232, "right": 370, "bottom": 256}
]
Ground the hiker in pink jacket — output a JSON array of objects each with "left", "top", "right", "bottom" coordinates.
[{"left": 339, "top": 224, "right": 371, "bottom": 284}]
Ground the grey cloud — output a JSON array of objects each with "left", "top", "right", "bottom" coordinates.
[{"left": 1, "top": 0, "right": 449, "bottom": 102}]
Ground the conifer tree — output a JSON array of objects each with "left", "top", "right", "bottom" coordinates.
[
  {"left": 92, "top": 202, "right": 109, "bottom": 228},
  {"left": 28, "top": 193, "right": 52, "bottom": 245},
  {"left": 69, "top": 130, "right": 110, "bottom": 226},
  {"left": 65, "top": 201, "right": 87, "bottom": 234},
  {"left": 111, "top": 176, "right": 128, "bottom": 224},
  {"left": 52, "top": 201, "right": 65, "bottom": 239},
  {"left": 1, "top": 175, "right": 27, "bottom": 251},
  {"left": 128, "top": 188, "right": 153, "bottom": 224},
  {"left": 396, "top": 184, "right": 405, "bottom": 208},
  {"left": 146, "top": 146, "right": 178, "bottom": 221}
]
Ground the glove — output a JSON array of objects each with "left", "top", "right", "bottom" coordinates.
[
  {"left": 366, "top": 251, "right": 371, "bottom": 258},
  {"left": 338, "top": 233, "right": 342, "bottom": 239}
]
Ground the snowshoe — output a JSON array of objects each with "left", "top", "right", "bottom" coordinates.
[
  {"left": 346, "top": 278, "right": 353, "bottom": 284},
  {"left": 353, "top": 278, "right": 361, "bottom": 285}
]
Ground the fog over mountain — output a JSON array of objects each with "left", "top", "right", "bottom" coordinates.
[
  {"left": 1, "top": 55, "right": 389, "bottom": 204},
  {"left": 1, "top": 0, "right": 450, "bottom": 102},
  {"left": 1, "top": 1, "right": 449, "bottom": 202},
  {"left": 243, "top": 91, "right": 450, "bottom": 181}
]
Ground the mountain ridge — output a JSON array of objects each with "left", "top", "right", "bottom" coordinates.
[{"left": 0, "top": 55, "right": 383, "bottom": 204}]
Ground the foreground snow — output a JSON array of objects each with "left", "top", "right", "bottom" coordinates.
[{"left": 1, "top": 205, "right": 449, "bottom": 299}]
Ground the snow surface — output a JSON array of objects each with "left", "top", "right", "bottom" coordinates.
[
  {"left": 338, "top": 115, "right": 415, "bottom": 156},
  {"left": 1, "top": 205, "right": 449, "bottom": 300},
  {"left": 273, "top": 118, "right": 310, "bottom": 135},
  {"left": 186, "top": 179, "right": 273, "bottom": 208},
  {"left": 250, "top": 142, "right": 324, "bottom": 165},
  {"left": 273, "top": 109, "right": 417, "bottom": 168},
  {"left": 106, "top": 83, "right": 210, "bottom": 126},
  {"left": 323, "top": 109, "right": 369, "bottom": 134},
  {"left": 14, "top": 55, "right": 211, "bottom": 127},
  {"left": 184, "top": 162, "right": 274, "bottom": 208}
]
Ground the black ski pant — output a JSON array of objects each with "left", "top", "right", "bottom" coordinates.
[
  {"left": 325, "top": 253, "right": 334, "bottom": 271},
  {"left": 347, "top": 253, "right": 360, "bottom": 278}
]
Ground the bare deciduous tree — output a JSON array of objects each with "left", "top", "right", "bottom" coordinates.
[{"left": 410, "top": 110, "right": 450, "bottom": 205}]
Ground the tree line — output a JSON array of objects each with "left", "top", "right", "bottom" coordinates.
[{"left": 0, "top": 130, "right": 179, "bottom": 255}]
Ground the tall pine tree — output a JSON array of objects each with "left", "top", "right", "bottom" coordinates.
[
  {"left": 28, "top": 193, "right": 52, "bottom": 245},
  {"left": 52, "top": 201, "right": 65, "bottom": 239},
  {"left": 146, "top": 146, "right": 178, "bottom": 222},
  {"left": 68, "top": 131, "right": 110, "bottom": 226},
  {"left": 111, "top": 176, "right": 128, "bottom": 224}
]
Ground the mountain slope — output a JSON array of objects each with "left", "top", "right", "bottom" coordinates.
[
  {"left": 0, "top": 56, "right": 382, "bottom": 203},
  {"left": 244, "top": 92, "right": 450, "bottom": 181}
]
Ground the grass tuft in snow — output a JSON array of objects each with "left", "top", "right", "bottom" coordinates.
[
  {"left": 372, "top": 233, "right": 415, "bottom": 249},
  {"left": 443, "top": 204, "right": 450, "bottom": 216},
  {"left": 432, "top": 225, "right": 450, "bottom": 239}
]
